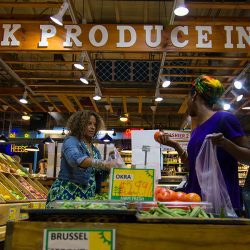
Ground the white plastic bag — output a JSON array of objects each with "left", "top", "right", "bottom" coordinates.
[
  {"left": 195, "top": 137, "right": 237, "bottom": 217},
  {"left": 108, "top": 147, "right": 126, "bottom": 168}
]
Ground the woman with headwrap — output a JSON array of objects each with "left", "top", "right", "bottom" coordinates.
[{"left": 157, "top": 75, "right": 250, "bottom": 212}]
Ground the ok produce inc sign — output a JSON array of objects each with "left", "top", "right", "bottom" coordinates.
[{"left": 0, "top": 24, "right": 249, "bottom": 52}]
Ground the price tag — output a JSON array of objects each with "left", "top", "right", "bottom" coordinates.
[
  {"left": 110, "top": 168, "right": 154, "bottom": 201},
  {"left": 32, "top": 202, "right": 40, "bottom": 209},
  {"left": 20, "top": 204, "right": 29, "bottom": 220},
  {"left": 43, "top": 229, "right": 115, "bottom": 250},
  {"left": 8, "top": 207, "right": 16, "bottom": 221}
]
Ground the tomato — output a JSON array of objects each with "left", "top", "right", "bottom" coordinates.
[
  {"left": 154, "top": 131, "right": 163, "bottom": 143},
  {"left": 185, "top": 193, "right": 201, "bottom": 202},
  {"left": 155, "top": 186, "right": 167, "bottom": 196},
  {"left": 156, "top": 191, "right": 169, "bottom": 202},
  {"left": 175, "top": 191, "right": 186, "bottom": 201},
  {"left": 167, "top": 189, "right": 177, "bottom": 201}
]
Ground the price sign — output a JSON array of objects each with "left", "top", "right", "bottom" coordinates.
[
  {"left": 8, "top": 207, "right": 16, "bottom": 221},
  {"left": 110, "top": 168, "right": 154, "bottom": 201},
  {"left": 43, "top": 229, "right": 115, "bottom": 250}
]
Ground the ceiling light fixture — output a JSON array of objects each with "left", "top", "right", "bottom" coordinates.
[
  {"left": 100, "top": 133, "right": 113, "bottom": 143},
  {"left": 223, "top": 103, "right": 231, "bottom": 111},
  {"left": 43, "top": 136, "right": 55, "bottom": 144},
  {"left": 120, "top": 113, "right": 128, "bottom": 122},
  {"left": 93, "top": 86, "right": 102, "bottom": 101},
  {"left": 39, "top": 129, "right": 69, "bottom": 135},
  {"left": 174, "top": 0, "right": 189, "bottom": 17},
  {"left": 80, "top": 76, "right": 89, "bottom": 84},
  {"left": 155, "top": 88, "right": 163, "bottom": 102},
  {"left": 74, "top": 52, "right": 85, "bottom": 70},
  {"left": 162, "top": 80, "right": 171, "bottom": 88},
  {"left": 26, "top": 145, "right": 39, "bottom": 152},
  {"left": 231, "top": 90, "right": 243, "bottom": 102},
  {"left": 22, "top": 112, "right": 30, "bottom": 120},
  {"left": 50, "top": 0, "right": 69, "bottom": 26},
  {"left": 242, "top": 106, "right": 250, "bottom": 110},
  {"left": 0, "top": 105, "right": 9, "bottom": 143},
  {"left": 233, "top": 80, "right": 242, "bottom": 90},
  {"left": 19, "top": 89, "right": 28, "bottom": 104}
]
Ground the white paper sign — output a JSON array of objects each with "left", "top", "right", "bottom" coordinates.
[{"left": 131, "top": 130, "right": 161, "bottom": 179}]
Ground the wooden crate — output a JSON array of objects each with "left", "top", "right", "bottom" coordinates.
[
  {"left": 0, "top": 183, "right": 16, "bottom": 202},
  {"left": 0, "top": 205, "right": 10, "bottom": 226},
  {"left": 5, "top": 174, "right": 35, "bottom": 200},
  {"left": 24, "top": 177, "right": 47, "bottom": 198},
  {"left": 0, "top": 172, "right": 27, "bottom": 201},
  {"left": 31, "top": 178, "right": 49, "bottom": 194}
]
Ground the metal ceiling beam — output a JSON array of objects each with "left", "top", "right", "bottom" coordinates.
[{"left": 0, "top": 57, "right": 35, "bottom": 95}]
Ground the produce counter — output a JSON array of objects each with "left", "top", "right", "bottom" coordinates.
[{"left": 4, "top": 218, "right": 250, "bottom": 250}]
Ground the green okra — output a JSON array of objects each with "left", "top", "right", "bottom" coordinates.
[{"left": 188, "top": 206, "right": 202, "bottom": 217}]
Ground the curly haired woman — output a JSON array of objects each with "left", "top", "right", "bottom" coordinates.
[
  {"left": 46, "top": 110, "right": 121, "bottom": 207},
  {"left": 157, "top": 75, "right": 250, "bottom": 212}
]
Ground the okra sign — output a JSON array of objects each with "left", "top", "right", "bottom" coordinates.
[
  {"left": 110, "top": 168, "right": 155, "bottom": 201},
  {"left": 0, "top": 24, "right": 249, "bottom": 52},
  {"left": 43, "top": 229, "right": 115, "bottom": 250}
]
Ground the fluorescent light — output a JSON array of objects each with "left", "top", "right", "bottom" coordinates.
[
  {"left": 162, "top": 80, "right": 171, "bottom": 88},
  {"left": 223, "top": 103, "right": 231, "bottom": 111},
  {"left": 174, "top": 0, "right": 189, "bottom": 17},
  {"left": 234, "top": 80, "right": 242, "bottom": 89},
  {"left": 242, "top": 106, "right": 250, "bottom": 110},
  {"left": 26, "top": 145, "right": 39, "bottom": 152},
  {"left": 39, "top": 129, "right": 69, "bottom": 135}
]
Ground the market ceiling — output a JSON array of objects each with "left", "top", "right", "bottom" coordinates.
[{"left": 0, "top": 0, "right": 249, "bottom": 133}]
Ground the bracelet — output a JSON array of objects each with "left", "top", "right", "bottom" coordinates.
[{"left": 91, "top": 159, "right": 107, "bottom": 171}]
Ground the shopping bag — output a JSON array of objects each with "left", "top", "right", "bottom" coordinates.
[{"left": 195, "top": 137, "right": 237, "bottom": 217}]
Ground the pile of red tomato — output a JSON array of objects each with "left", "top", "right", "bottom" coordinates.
[{"left": 155, "top": 186, "right": 201, "bottom": 202}]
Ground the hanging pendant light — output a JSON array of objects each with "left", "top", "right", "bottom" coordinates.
[
  {"left": 43, "top": 136, "right": 55, "bottom": 144},
  {"left": 50, "top": 0, "right": 69, "bottom": 26},
  {"left": 74, "top": 52, "right": 85, "bottom": 70},
  {"left": 174, "top": 0, "right": 189, "bottom": 17},
  {"left": 19, "top": 89, "right": 28, "bottom": 104},
  {"left": 93, "top": 86, "right": 102, "bottom": 101},
  {"left": 100, "top": 133, "right": 113, "bottom": 143}
]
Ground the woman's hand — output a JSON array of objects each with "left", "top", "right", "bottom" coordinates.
[
  {"left": 157, "top": 133, "right": 179, "bottom": 149},
  {"left": 206, "top": 133, "right": 227, "bottom": 147},
  {"left": 104, "top": 159, "right": 123, "bottom": 171}
]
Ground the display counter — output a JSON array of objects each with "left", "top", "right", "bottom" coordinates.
[{"left": 4, "top": 218, "right": 250, "bottom": 250}]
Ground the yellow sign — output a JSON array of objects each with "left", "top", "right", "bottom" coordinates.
[
  {"left": 10, "top": 144, "right": 28, "bottom": 153},
  {"left": 9, "top": 133, "right": 16, "bottom": 138},
  {"left": 0, "top": 24, "right": 250, "bottom": 52},
  {"left": 43, "top": 229, "right": 115, "bottom": 250},
  {"left": 8, "top": 207, "right": 16, "bottom": 221},
  {"left": 110, "top": 168, "right": 154, "bottom": 201}
]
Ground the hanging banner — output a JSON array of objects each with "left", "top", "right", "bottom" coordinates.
[
  {"left": 0, "top": 24, "right": 249, "bottom": 52},
  {"left": 110, "top": 168, "right": 154, "bottom": 201},
  {"left": 43, "top": 229, "right": 115, "bottom": 250}
]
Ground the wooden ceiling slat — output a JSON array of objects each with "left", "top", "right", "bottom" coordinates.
[
  {"left": 90, "top": 98, "right": 99, "bottom": 113},
  {"left": 43, "top": 95, "right": 61, "bottom": 113},
  {"left": 21, "top": 77, "right": 84, "bottom": 81},
  {"left": 5, "top": 61, "right": 80, "bottom": 65},
  {"left": 187, "top": 2, "right": 250, "bottom": 10},
  {"left": 0, "top": 2, "right": 61, "bottom": 8},
  {"left": 161, "top": 66, "right": 244, "bottom": 70},
  {"left": 106, "top": 97, "right": 114, "bottom": 113},
  {"left": 28, "top": 95, "right": 47, "bottom": 112},
  {"left": 72, "top": 95, "right": 84, "bottom": 111},
  {"left": 143, "top": 1, "right": 148, "bottom": 24},
  {"left": 178, "top": 96, "right": 189, "bottom": 114},
  {"left": 138, "top": 96, "right": 143, "bottom": 114},
  {"left": 11, "top": 95, "right": 32, "bottom": 113},
  {"left": 0, "top": 98, "right": 19, "bottom": 113},
  {"left": 15, "top": 69, "right": 86, "bottom": 73},
  {"left": 57, "top": 95, "right": 76, "bottom": 113},
  {"left": 122, "top": 97, "right": 128, "bottom": 114}
]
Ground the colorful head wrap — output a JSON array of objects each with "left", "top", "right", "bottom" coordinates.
[{"left": 191, "top": 75, "right": 224, "bottom": 106}]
